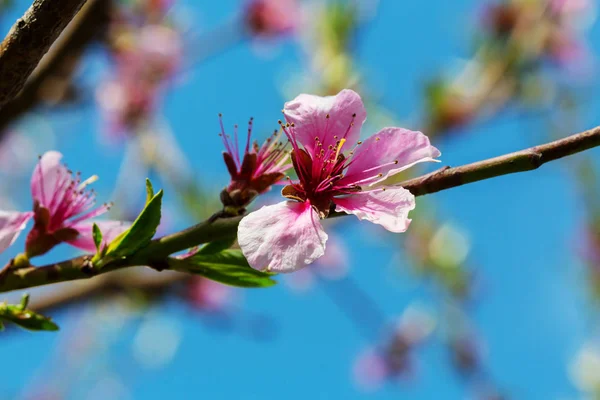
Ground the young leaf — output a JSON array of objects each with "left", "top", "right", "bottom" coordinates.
[
  {"left": 0, "top": 300, "right": 59, "bottom": 331},
  {"left": 169, "top": 249, "right": 276, "bottom": 288},
  {"left": 145, "top": 178, "right": 154, "bottom": 205},
  {"left": 196, "top": 237, "right": 236, "bottom": 255},
  {"left": 106, "top": 189, "right": 163, "bottom": 257},
  {"left": 92, "top": 223, "right": 103, "bottom": 253}
]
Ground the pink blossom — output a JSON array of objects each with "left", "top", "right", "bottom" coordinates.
[
  {"left": 23, "top": 151, "right": 129, "bottom": 257},
  {"left": 238, "top": 89, "right": 440, "bottom": 272},
  {"left": 220, "top": 116, "right": 291, "bottom": 209},
  {"left": 243, "top": 0, "right": 298, "bottom": 38}
]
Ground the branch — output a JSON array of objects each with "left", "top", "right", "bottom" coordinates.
[
  {"left": 1, "top": 125, "right": 600, "bottom": 294},
  {"left": 0, "top": 0, "right": 89, "bottom": 111},
  {"left": 0, "top": 0, "right": 110, "bottom": 133},
  {"left": 400, "top": 125, "right": 600, "bottom": 196}
]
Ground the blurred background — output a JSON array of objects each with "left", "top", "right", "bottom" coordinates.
[{"left": 1, "top": 0, "right": 600, "bottom": 398}]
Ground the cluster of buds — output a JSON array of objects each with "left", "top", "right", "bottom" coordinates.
[{"left": 96, "top": 0, "right": 182, "bottom": 138}]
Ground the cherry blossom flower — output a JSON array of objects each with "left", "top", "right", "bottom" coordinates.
[
  {"left": 20, "top": 151, "right": 128, "bottom": 257},
  {"left": 243, "top": 0, "right": 298, "bottom": 38},
  {"left": 219, "top": 115, "right": 292, "bottom": 210},
  {"left": 238, "top": 89, "right": 440, "bottom": 272}
]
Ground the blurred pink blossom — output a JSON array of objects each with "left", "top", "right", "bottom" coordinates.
[
  {"left": 244, "top": 0, "right": 298, "bottom": 38},
  {"left": 186, "top": 277, "right": 233, "bottom": 312}
]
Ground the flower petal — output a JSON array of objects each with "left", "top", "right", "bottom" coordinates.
[
  {"left": 238, "top": 201, "right": 328, "bottom": 273},
  {"left": 0, "top": 211, "right": 33, "bottom": 254},
  {"left": 30, "top": 151, "right": 70, "bottom": 207},
  {"left": 334, "top": 187, "right": 415, "bottom": 233},
  {"left": 66, "top": 220, "right": 131, "bottom": 252},
  {"left": 283, "top": 89, "right": 366, "bottom": 154},
  {"left": 340, "top": 128, "right": 440, "bottom": 187}
]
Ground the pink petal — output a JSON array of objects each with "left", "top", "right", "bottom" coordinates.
[
  {"left": 283, "top": 89, "right": 366, "bottom": 154},
  {"left": 67, "top": 220, "right": 131, "bottom": 252},
  {"left": 340, "top": 128, "right": 440, "bottom": 187},
  {"left": 0, "top": 211, "right": 33, "bottom": 254},
  {"left": 30, "top": 151, "right": 70, "bottom": 207},
  {"left": 238, "top": 201, "right": 328, "bottom": 273},
  {"left": 334, "top": 187, "right": 415, "bottom": 233}
]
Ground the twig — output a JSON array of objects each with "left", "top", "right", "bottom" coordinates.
[
  {"left": 1, "top": 125, "right": 600, "bottom": 294},
  {"left": 400, "top": 125, "right": 600, "bottom": 196},
  {"left": 0, "top": 0, "right": 111, "bottom": 134},
  {"left": 0, "top": 0, "right": 90, "bottom": 110}
]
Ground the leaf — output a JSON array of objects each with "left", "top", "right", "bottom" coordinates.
[
  {"left": 169, "top": 249, "right": 276, "bottom": 288},
  {"left": 145, "top": 178, "right": 154, "bottom": 205},
  {"left": 0, "top": 299, "right": 59, "bottom": 332},
  {"left": 196, "top": 237, "right": 236, "bottom": 255},
  {"left": 106, "top": 189, "right": 163, "bottom": 258},
  {"left": 92, "top": 223, "right": 103, "bottom": 253}
]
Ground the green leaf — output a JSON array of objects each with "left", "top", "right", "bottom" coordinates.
[
  {"left": 0, "top": 300, "right": 59, "bottom": 332},
  {"left": 19, "top": 293, "right": 29, "bottom": 310},
  {"left": 145, "top": 178, "right": 154, "bottom": 205},
  {"left": 92, "top": 223, "right": 103, "bottom": 253},
  {"left": 196, "top": 237, "right": 236, "bottom": 255},
  {"left": 169, "top": 249, "right": 276, "bottom": 288},
  {"left": 106, "top": 189, "right": 163, "bottom": 257}
]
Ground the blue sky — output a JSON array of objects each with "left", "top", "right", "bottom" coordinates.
[{"left": 1, "top": 0, "right": 600, "bottom": 398}]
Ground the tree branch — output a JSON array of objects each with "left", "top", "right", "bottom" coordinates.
[
  {"left": 0, "top": 0, "right": 110, "bottom": 134},
  {"left": 0, "top": 0, "right": 89, "bottom": 111},
  {"left": 400, "top": 125, "right": 600, "bottom": 196},
  {"left": 1, "top": 125, "right": 600, "bottom": 294}
]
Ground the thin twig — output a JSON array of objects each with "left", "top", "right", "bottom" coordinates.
[{"left": 1, "top": 125, "right": 600, "bottom": 294}]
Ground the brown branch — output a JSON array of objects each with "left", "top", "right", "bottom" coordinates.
[
  {"left": 1, "top": 125, "right": 600, "bottom": 298},
  {"left": 0, "top": 0, "right": 91, "bottom": 110},
  {"left": 0, "top": 0, "right": 111, "bottom": 134},
  {"left": 400, "top": 125, "right": 600, "bottom": 196}
]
